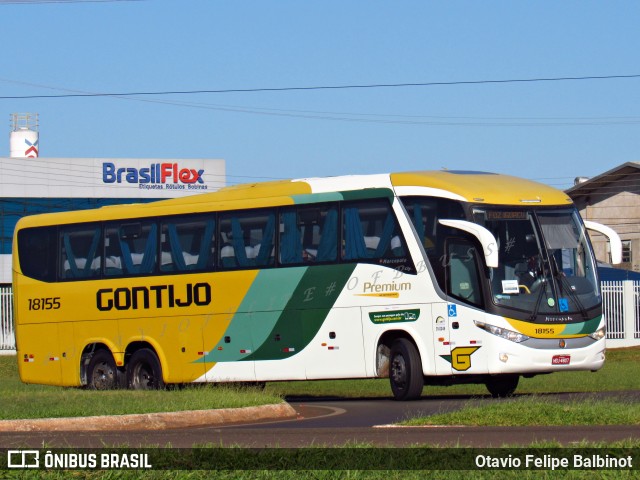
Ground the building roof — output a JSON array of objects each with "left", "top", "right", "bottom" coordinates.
[{"left": 565, "top": 161, "right": 640, "bottom": 199}]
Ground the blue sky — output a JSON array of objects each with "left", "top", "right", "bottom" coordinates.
[{"left": 1, "top": 0, "right": 639, "bottom": 189}]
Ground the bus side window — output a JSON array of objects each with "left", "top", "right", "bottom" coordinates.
[
  {"left": 279, "top": 204, "right": 338, "bottom": 265},
  {"left": 401, "top": 196, "right": 466, "bottom": 288},
  {"left": 18, "top": 226, "right": 56, "bottom": 282},
  {"left": 446, "top": 239, "right": 484, "bottom": 308},
  {"left": 104, "top": 221, "right": 157, "bottom": 276},
  {"left": 161, "top": 216, "right": 215, "bottom": 272},
  {"left": 219, "top": 210, "right": 275, "bottom": 269},
  {"left": 279, "top": 209, "right": 303, "bottom": 264},
  {"left": 342, "top": 199, "right": 412, "bottom": 271},
  {"left": 59, "top": 225, "right": 102, "bottom": 280}
]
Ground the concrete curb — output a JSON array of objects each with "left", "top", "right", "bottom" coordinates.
[{"left": 0, "top": 403, "right": 297, "bottom": 432}]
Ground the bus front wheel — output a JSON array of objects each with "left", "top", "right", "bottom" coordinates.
[
  {"left": 389, "top": 338, "right": 424, "bottom": 401},
  {"left": 127, "top": 349, "right": 165, "bottom": 390},
  {"left": 486, "top": 375, "right": 519, "bottom": 398},
  {"left": 86, "top": 350, "right": 118, "bottom": 390}
]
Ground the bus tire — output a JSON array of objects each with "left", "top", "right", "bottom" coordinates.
[
  {"left": 389, "top": 338, "right": 424, "bottom": 401},
  {"left": 127, "top": 348, "right": 165, "bottom": 390},
  {"left": 486, "top": 375, "right": 519, "bottom": 398},
  {"left": 86, "top": 349, "right": 118, "bottom": 390}
]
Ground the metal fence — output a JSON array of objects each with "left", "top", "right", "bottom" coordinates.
[
  {"left": 601, "top": 280, "right": 640, "bottom": 347},
  {"left": 0, "top": 286, "right": 15, "bottom": 352},
  {"left": 0, "top": 282, "right": 639, "bottom": 352}
]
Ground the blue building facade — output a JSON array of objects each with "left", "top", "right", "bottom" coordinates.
[{"left": 0, "top": 157, "right": 225, "bottom": 285}]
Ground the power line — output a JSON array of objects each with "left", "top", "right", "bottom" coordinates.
[
  {"left": 3, "top": 77, "right": 639, "bottom": 127},
  {"left": 2, "top": 74, "right": 640, "bottom": 100},
  {"left": 0, "top": 0, "right": 142, "bottom": 4}
]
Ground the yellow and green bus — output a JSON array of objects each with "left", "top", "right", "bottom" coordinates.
[{"left": 12, "top": 170, "right": 620, "bottom": 399}]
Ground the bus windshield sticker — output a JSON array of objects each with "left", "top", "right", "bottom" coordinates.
[
  {"left": 501, "top": 280, "right": 519, "bottom": 294},
  {"left": 486, "top": 211, "right": 527, "bottom": 220},
  {"left": 558, "top": 298, "right": 569, "bottom": 312}
]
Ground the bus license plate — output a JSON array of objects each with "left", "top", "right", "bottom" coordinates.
[{"left": 552, "top": 355, "right": 571, "bottom": 365}]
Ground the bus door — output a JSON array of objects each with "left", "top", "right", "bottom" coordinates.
[{"left": 441, "top": 238, "right": 489, "bottom": 375}]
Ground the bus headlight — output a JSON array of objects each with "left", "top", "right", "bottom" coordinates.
[
  {"left": 589, "top": 326, "right": 606, "bottom": 341},
  {"left": 474, "top": 321, "right": 529, "bottom": 343}
]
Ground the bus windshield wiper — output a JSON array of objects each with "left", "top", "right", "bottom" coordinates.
[
  {"left": 529, "top": 275, "right": 548, "bottom": 321},
  {"left": 551, "top": 256, "right": 588, "bottom": 321},
  {"left": 529, "top": 257, "right": 551, "bottom": 321}
]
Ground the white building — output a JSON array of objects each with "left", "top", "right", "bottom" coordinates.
[
  {"left": 0, "top": 156, "right": 226, "bottom": 284},
  {"left": 0, "top": 114, "right": 226, "bottom": 351}
]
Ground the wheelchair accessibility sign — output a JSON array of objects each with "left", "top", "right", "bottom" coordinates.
[{"left": 448, "top": 304, "right": 457, "bottom": 317}]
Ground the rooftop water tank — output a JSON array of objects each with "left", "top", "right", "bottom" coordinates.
[{"left": 9, "top": 113, "right": 39, "bottom": 158}]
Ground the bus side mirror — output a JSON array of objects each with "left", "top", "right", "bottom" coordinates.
[
  {"left": 584, "top": 220, "right": 622, "bottom": 265},
  {"left": 438, "top": 219, "right": 499, "bottom": 268}
]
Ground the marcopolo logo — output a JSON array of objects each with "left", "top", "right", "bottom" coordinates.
[{"left": 102, "top": 162, "right": 206, "bottom": 190}]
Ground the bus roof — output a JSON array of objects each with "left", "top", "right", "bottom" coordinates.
[
  {"left": 390, "top": 170, "right": 572, "bottom": 205},
  {"left": 15, "top": 170, "right": 572, "bottom": 228}
]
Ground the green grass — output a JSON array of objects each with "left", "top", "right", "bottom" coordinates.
[
  {"left": 4, "top": 440, "right": 640, "bottom": 478},
  {"left": 0, "top": 356, "right": 282, "bottom": 420},
  {"left": 0, "top": 347, "right": 638, "bottom": 420},
  {"left": 265, "top": 347, "right": 640, "bottom": 398},
  {"left": 5, "top": 440, "right": 640, "bottom": 480},
  {"left": 401, "top": 396, "right": 640, "bottom": 426},
  {"left": 7, "top": 471, "right": 639, "bottom": 480},
  {"left": 2, "top": 349, "right": 638, "bottom": 478}
]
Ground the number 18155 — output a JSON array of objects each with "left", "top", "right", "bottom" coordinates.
[{"left": 27, "top": 297, "right": 61, "bottom": 310}]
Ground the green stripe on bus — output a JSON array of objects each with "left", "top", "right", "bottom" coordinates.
[
  {"left": 246, "top": 263, "right": 357, "bottom": 361},
  {"left": 291, "top": 192, "right": 344, "bottom": 204},
  {"left": 339, "top": 188, "right": 394, "bottom": 201},
  {"left": 201, "top": 267, "right": 308, "bottom": 363},
  {"left": 290, "top": 188, "right": 394, "bottom": 205},
  {"left": 561, "top": 315, "right": 602, "bottom": 335}
]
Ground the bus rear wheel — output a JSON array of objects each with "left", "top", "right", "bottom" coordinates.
[
  {"left": 486, "top": 375, "right": 519, "bottom": 398},
  {"left": 86, "top": 350, "right": 118, "bottom": 390},
  {"left": 389, "top": 338, "right": 424, "bottom": 401},
  {"left": 127, "top": 348, "right": 165, "bottom": 390}
]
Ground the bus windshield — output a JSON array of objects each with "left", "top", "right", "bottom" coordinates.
[{"left": 473, "top": 207, "right": 600, "bottom": 316}]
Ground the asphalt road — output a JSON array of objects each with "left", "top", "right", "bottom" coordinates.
[{"left": 1, "top": 391, "right": 639, "bottom": 448}]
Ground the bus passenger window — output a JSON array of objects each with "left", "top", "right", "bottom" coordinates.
[
  {"left": 161, "top": 216, "right": 215, "bottom": 272},
  {"left": 342, "top": 199, "right": 413, "bottom": 272},
  {"left": 219, "top": 210, "right": 275, "bottom": 269},
  {"left": 59, "top": 225, "right": 102, "bottom": 280},
  {"left": 17, "top": 226, "right": 56, "bottom": 282},
  {"left": 104, "top": 221, "right": 157, "bottom": 276},
  {"left": 279, "top": 204, "right": 338, "bottom": 265},
  {"left": 279, "top": 209, "right": 303, "bottom": 264}
]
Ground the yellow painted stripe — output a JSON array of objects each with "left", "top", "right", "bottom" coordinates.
[
  {"left": 391, "top": 171, "right": 572, "bottom": 206},
  {"left": 355, "top": 292, "right": 400, "bottom": 298},
  {"left": 505, "top": 317, "right": 586, "bottom": 338}
]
